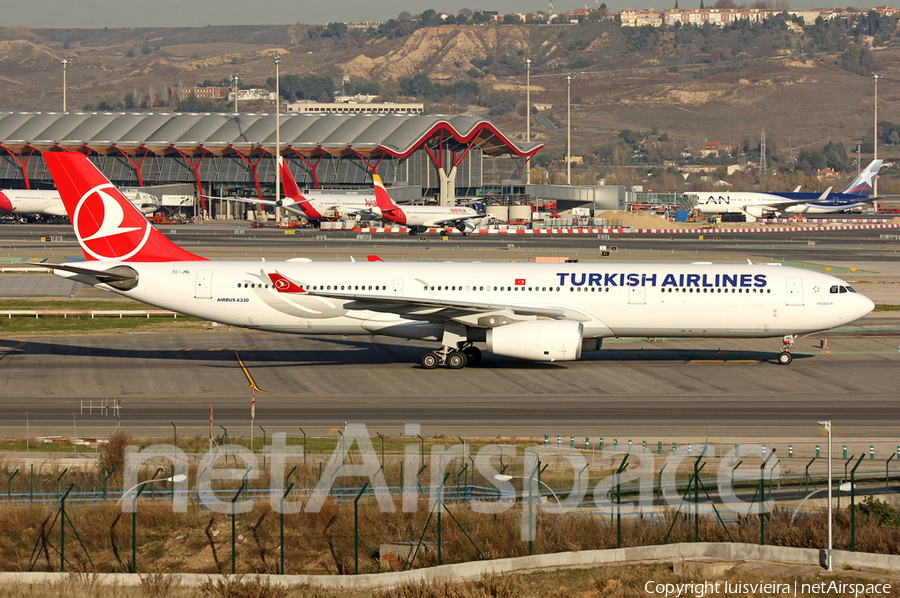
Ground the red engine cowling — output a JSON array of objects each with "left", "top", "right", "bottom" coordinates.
[{"left": 486, "top": 320, "right": 584, "bottom": 362}]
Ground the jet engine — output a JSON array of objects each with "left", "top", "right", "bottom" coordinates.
[
  {"left": 456, "top": 221, "right": 477, "bottom": 233},
  {"left": 486, "top": 320, "right": 584, "bottom": 361}
]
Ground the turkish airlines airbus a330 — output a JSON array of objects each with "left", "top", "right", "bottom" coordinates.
[{"left": 41, "top": 152, "right": 873, "bottom": 368}]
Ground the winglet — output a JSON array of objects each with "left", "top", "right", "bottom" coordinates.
[
  {"left": 367, "top": 255, "right": 384, "bottom": 262},
  {"left": 817, "top": 186, "right": 833, "bottom": 201}
]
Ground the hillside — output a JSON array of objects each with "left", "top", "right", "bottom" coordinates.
[{"left": 0, "top": 21, "right": 897, "bottom": 163}]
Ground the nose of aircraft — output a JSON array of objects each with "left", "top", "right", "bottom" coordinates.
[
  {"left": 854, "top": 292, "right": 876, "bottom": 321},
  {"left": 0, "top": 191, "right": 12, "bottom": 212}
]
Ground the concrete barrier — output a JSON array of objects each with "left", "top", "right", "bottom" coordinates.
[{"left": 2, "top": 543, "right": 897, "bottom": 590}]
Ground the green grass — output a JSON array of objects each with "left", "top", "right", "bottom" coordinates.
[
  {"left": 0, "top": 299, "right": 150, "bottom": 310},
  {"left": 874, "top": 304, "right": 900, "bottom": 311}
]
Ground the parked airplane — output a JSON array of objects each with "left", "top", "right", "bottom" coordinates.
[
  {"left": 0, "top": 188, "right": 160, "bottom": 220},
  {"left": 692, "top": 160, "right": 883, "bottom": 218},
  {"left": 41, "top": 151, "right": 873, "bottom": 368},
  {"left": 225, "top": 159, "right": 488, "bottom": 232},
  {"left": 371, "top": 175, "right": 488, "bottom": 234}
]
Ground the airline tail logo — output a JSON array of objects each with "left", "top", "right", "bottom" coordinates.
[
  {"left": 842, "top": 160, "right": 883, "bottom": 196},
  {"left": 373, "top": 174, "right": 405, "bottom": 225},
  {"left": 43, "top": 152, "right": 207, "bottom": 262},
  {"left": 74, "top": 184, "right": 152, "bottom": 261},
  {"left": 278, "top": 157, "right": 323, "bottom": 220},
  {"left": 267, "top": 272, "right": 306, "bottom": 293}
]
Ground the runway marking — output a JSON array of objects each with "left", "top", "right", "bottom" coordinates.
[{"left": 234, "top": 352, "right": 260, "bottom": 391}]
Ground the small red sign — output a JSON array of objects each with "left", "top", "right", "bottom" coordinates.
[{"left": 515, "top": 279, "right": 526, "bottom": 286}]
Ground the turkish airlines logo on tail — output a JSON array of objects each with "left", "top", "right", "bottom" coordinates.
[{"left": 73, "top": 184, "right": 151, "bottom": 261}]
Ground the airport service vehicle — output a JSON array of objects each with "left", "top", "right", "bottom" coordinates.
[
  {"left": 41, "top": 151, "right": 873, "bottom": 368},
  {"left": 691, "top": 160, "right": 883, "bottom": 218},
  {"left": 0, "top": 188, "right": 160, "bottom": 219}
]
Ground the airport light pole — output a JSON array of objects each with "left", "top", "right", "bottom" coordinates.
[
  {"left": 61, "top": 58, "right": 70, "bottom": 112},
  {"left": 566, "top": 73, "right": 572, "bottom": 185},
  {"left": 818, "top": 420, "right": 833, "bottom": 571},
  {"left": 274, "top": 54, "right": 282, "bottom": 221},
  {"left": 873, "top": 74, "right": 879, "bottom": 200},
  {"left": 526, "top": 58, "right": 531, "bottom": 184},
  {"left": 231, "top": 73, "right": 242, "bottom": 113}
]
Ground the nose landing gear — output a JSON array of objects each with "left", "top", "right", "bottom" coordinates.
[{"left": 778, "top": 335, "right": 795, "bottom": 365}]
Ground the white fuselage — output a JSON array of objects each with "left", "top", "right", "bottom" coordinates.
[
  {"left": 385, "top": 204, "right": 485, "bottom": 229},
  {"left": 693, "top": 192, "right": 870, "bottom": 216},
  {"left": 54, "top": 261, "right": 873, "bottom": 342},
  {"left": 281, "top": 193, "right": 377, "bottom": 220},
  {"left": 0, "top": 189, "right": 159, "bottom": 217}
]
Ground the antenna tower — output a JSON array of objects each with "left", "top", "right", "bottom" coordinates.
[
  {"left": 758, "top": 129, "right": 767, "bottom": 175},
  {"left": 549, "top": 0, "right": 554, "bottom": 15}
]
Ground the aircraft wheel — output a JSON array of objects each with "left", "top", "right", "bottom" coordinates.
[
  {"left": 463, "top": 346, "right": 481, "bottom": 366},
  {"left": 778, "top": 352, "right": 793, "bottom": 365},
  {"left": 422, "top": 352, "right": 440, "bottom": 369},
  {"left": 446, "top": 350, "right": 468, "bottom": 369}
]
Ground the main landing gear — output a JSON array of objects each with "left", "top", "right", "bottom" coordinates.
[
  {"left": 421, "top": 343, "right": 481, "bottom": 369},
  {"left": 778, "top": 335, "right": 795, "bottom": 365}
]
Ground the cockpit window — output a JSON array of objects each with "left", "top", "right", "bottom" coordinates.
[
  {"left": 847, "top": 286, "right": 857, "bottom": 293},
  {"left": 839, "top": 286, "right": 847, "bottom": 293}
]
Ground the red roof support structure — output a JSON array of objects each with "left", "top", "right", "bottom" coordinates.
[
  {"left": 114, "top": 145, "right": 151, "bottom": 187},
  {"left": 231, "top": 147, "right": 267, "bottom": 201},
  {"left": 172, "top": 146, "right": 210, "bottom": 213},
  {"left": 2, "top": 145, "right": 36, "bottom": 190},
  {"left": 289, "top": 147, "right": 324, "bottom": 189}
]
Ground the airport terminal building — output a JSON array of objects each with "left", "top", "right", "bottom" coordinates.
[{"left": 0, "top": 111, "right": 541, "bottom": 217}]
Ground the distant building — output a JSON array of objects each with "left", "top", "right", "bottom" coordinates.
[
  {"left": 620, "top": 6, "right": 897, "bottom": 27},
  {"left": 170, "top": 86, "right": 229, "bottom": 103},
  {"left": 285, "top": 101, "right": 423, "bottom": 114},
  {"left": 229, "top": 87, "right": 275, "bottom": 102},
  {"left": 701, "top": 142, "right": 735, "bottom": 157}
]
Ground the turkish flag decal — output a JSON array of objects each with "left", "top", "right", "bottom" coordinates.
[{"left": 515, "top": 279, "right": 526, "bottom": 286}]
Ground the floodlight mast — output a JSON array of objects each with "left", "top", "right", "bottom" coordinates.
[{"left": 818, "top": 420, "right": 833, "bottom": 571}]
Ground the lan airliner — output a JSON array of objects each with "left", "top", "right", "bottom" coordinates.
[
  {"left": 692, "top": 159, "right": 883, "bottom": 218},
  {"left": 40, "top": 152, "right": 873, "bottom": 368}
]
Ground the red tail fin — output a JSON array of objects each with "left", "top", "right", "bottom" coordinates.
[
  {"left": 43, "top": 152, "right": 207, "bottom": 262},
  {"left": 373, "top": 174, "right": 405, "bottom": 225},
  {"left": 278, "top": 157, "right": 322, "bottom": 220},
  {"left": 279, "top": 156, "right": 302, "bottom": 199}
]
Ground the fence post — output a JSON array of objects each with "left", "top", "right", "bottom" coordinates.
[
  {"left": 887, "top": 454, "right": 895, "bottom": 494},
  {"left": 616, "top": 454, "right": 630, "bottom": 548},
  {"left": 354, "top": 482, "right": 370, "bottom": 574},
  {"left": 851, "top": 454, "right": 865, "bottom": 551},
  {"left": 760, "top": 449, "right": 776, "bottom": 546}
]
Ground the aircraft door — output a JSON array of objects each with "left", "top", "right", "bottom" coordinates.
[
  {"left": 195, "top": 270, "right": 213, "bottom": 299},
  {"left": 786, "top": 277, "right": 803, "bottom": 306},
  {"left": 392, "top": 277, "right": 403, "bottom": 296}
]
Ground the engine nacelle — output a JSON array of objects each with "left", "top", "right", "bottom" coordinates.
[
  {"left": 456, "top": 221, "right": 477, "bottom": 233},
  {"left": 486, "top": 320, "right": 584, "bottom": 362}
]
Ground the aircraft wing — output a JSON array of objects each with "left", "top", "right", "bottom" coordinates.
[
  {"left": 265, "top": 272, "right": 593, "bottom": 323},
  {"left": 206, "top": 195, "right": 279, "bottom": 206},
  {"left": 429, "top": 213, "right": 486, "bottom": 226}
]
